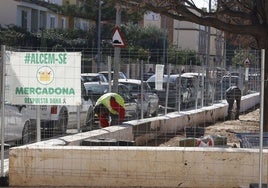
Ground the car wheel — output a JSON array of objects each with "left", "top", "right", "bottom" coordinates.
[
  {"left": 135, "top": 111, "right": 141, "bottom": 120},
  {"left": 145, "top": 103, "right": 151, "bottom": 118},
  {"left": 85, "top": 108, "right": 94, "bottom": 126},
  {"left": 83, "top": 107, "right": 100, "bottom": 131},
  {"left": 22, "top": 121, "right": 36, "bottom": 145},
  {"left": 151, "top": 105, "right": 159, "bottom": 117},
  {"left": 54, "top": 110, "right": 68, "bottom": 135}
]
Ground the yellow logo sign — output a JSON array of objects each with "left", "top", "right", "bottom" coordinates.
[{"left": 37, "top": 66, "right": 54, "bottom": 85}]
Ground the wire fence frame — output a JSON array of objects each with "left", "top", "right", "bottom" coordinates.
[
  {"left": 0, "top": 45, "right": 264, "bottom": 187},
  {"left": 0, "top": 45, "right": 262, "bottom": 131}
]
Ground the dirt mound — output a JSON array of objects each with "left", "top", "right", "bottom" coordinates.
[{"left": 158, "top": 108, "right": 260, "bottom": 148}]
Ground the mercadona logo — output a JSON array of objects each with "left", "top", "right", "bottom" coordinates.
[{"left": 36, "top": 66, "right": 54, "bottom": 85}]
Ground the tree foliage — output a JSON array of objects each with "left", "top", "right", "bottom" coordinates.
[
  {"left": 0, "top": 25, "right": 35, "bottom": 47},
  {"left": 118, "top": 0, "right": 267, "bottom": 49},
  {"left": 232, "top": 49, "right": 258, "bottom": 67},
  {"left": 118, "top": 0, "right": 268, "bottom": 131},
  {"left": 0, "top": 25, "right": 93, "bottom": 49},
  {"left": 122, "top": 23, "right": 165, "bottom": 48},
  {"left": 167, "top": 45, "right": 198, "bottom": 66}
]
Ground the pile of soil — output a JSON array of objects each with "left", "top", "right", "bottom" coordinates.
[{"left": 155, "top": 108, "right": 260, "bottom": 148}]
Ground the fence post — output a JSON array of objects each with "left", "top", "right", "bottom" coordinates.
[
  {"left": 165, "top": 64, "right": 171, "bottom": 115},
  {"left": 0, "top": 45, "right": 6, "bottom": 177},
  {"left": 140, "top": 60, "right": 144, "bottom": 119}
]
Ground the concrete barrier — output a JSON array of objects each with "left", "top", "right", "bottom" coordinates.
[
  {"left": 9, "top": 146, "right": 267, "bottom": 188},
  {"left": 9, "top": 92, "right": 261, "bottom": 187}
]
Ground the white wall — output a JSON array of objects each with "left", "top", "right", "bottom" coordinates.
[{"left": 9, "top": 93, "right": 260, "bottom": 187}]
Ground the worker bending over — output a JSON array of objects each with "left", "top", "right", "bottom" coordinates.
[
  {"left": 226, "top": 86, "right": 241, "bottom": 120},
  {"left": 94, "top": 92, "right": 125, "bottom": 128}
]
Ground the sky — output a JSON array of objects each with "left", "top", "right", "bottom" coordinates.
[{"left": 193, "top": 0, "right": 209, "bottom": 9}]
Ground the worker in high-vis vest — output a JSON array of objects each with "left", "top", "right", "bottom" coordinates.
[{"left": 94, "top": 93, "right": 126, "bottom": 128}]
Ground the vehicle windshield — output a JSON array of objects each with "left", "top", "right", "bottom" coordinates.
[
  {"left": 121, "top": 82, "right": 151, "bottom": 93},
  {"left": 99, "top": 71, "right": 127, "bottom": 80},
  {"left": 84, "top": 83, "right": 134, "bottom": 103},
  {"left": 146, "top": 74, "right": 169, "bottom": 82},
  {"left": 85, "top": 84, "right": 109, "bottom": 94},
  {"left": 82, "top": 76, "right": 98, "bottom": 82}
]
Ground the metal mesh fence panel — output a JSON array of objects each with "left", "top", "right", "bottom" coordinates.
[{"left": 0, "top": 46, "right": 263, "bottom": 187}]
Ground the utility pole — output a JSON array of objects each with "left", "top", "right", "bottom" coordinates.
[
  {"left": 207, "top": 0, "right": 211, "bottom": 66},
  {"left": 205, "top": 0, "right": 211, "bottom": 105},
  {"left": 206, "top": 0, "right": 211, "bottom": 69},
  {"left": 113, "top": 3, "right": 121, "bottom": 93},
  {"left": 97, "top": 0, "right": 102, "bottom": 72},
  {"left": 162, "top": 16, "right": 167, "bottom": 72}
]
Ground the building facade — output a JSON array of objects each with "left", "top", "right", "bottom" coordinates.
[
  {"left": 143, "top": 11, "right": 225, "bottom": 68},
  {"left": 0, "top": 0, "right": 93, "bottom": 33}
]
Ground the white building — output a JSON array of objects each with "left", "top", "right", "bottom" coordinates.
[
  {"left": 0, "top": 0, "right": 93, "bottom": 33},
  {"left": 143, "top": 11, "right": 225, "bottom": 68}
]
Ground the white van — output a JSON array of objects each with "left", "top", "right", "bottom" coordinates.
[{"left": 27, "top": 83, "right": 94, "bottom": 135}]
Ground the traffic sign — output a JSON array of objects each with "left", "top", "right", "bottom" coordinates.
[
  {"left": 244, "top": 57, "right": 251, "bottom": 65},
  {"left": 112, "top": 26, "right": 126, "bottom": 48}
]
